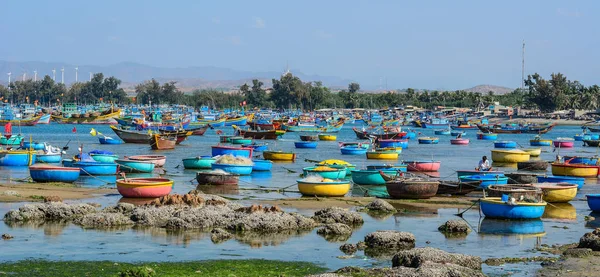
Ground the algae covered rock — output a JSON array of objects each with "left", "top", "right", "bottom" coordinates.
[
  {"left": 339, "top": 243, "right": 358, "bottom": 255},
  {"left": 365, "top": 199, "right": 396, "bottom": 213},
  {"left": 364, "top": 230, "right": 415, "bottom": 249},
  {"left": 75, "top": 212, "right": 134, "bottom": 228},
  {"left": 392, "top": 247, "right": 482, "bottom": 270},
  {"left": 4, "top": 202, "right": 97, "bottom": 222},
  {"left": 438, "top": 220, "right": 471, "bottom": 235},
  {"left": 578, "top": 228, "right": 600, "bottom": 251},
  {"left": 210, "top": 228, "right": 232, "bottom": 243},
  {"left": 312, "top": 207, "right": 363, "bottom": 226},
  {"left": 317, "top": 223, "right": 352, "bottom": 242}
]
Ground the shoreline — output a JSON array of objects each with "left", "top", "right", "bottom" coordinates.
[{"left": 0, "top": 183, "right": 115, "bottom": 202}]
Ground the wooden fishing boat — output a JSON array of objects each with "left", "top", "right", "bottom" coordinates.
[
  {"left": 187, "top": 124, "right": 212, "bottom": 136},
  {"left": 450, "top": 138, "right": 469, "bottom": 145},
  {"left": 523, "top": 148, "right": 542, "bottom": 157},
  {"left": 116, "top": 177, "right": 173, "bottom": 198},
  {"left": 491, "top": 149, "right": 530, "bottom": 163},
  {"left": 366, "top": 150, "right": 398, "bottom": 160},
  {"left": 437, "top": 180, "right": 481, "bottom": 195},
  {"left": 183, "top": 156, "right": 215, "bottom": 169},
  {"left": 234, "top": 126, "right": 281, "bottom": 140},
  {"left": 504, "top": 172, "right": 540, "bottom": 184},
  {"left": 53, "top": 109, "right": 120, "bottom": 124},
  {"left": 386, "top": 180, "right": 439, "bottom": 199},
  {"left": 110, "top": 125, "right": 151, "bottom": 143},
  {"left": 405, "top": 160, "right": 441, "bottom": 172},
  {"left": 480, "top": 197, "right": 546, "bottom": 219},
  {"left": 115, "top": 159, "right": 155, "bottom": 173},
  {"left": 300, "top": 134, "right": 318, "bottom": 141},
  {"left": 286, "top": 122, "right": 344, "bottom": 133},
  {"left": 149, "top": 134, "right": 176, "bottom": 150},
  {"left": 158, "top": 129, "right": 193, "bottom": 144},
  {"left": 297, "top": 179, "right": 351, "bottom": 197},
  {"left": 532, "top": 183, "right": 578, "bottom": 203},
  {"left": 551, "top": 162, "right": 599, "bottom": 177},
  {"left": 0, "top": 150, "right": 36, "bottom": 166},
  {"left": 0, "top": 115, "right": 41, "bottom": 127},
  {"left": 127, "top": 155, "right": 166, "bottom": 167},
  {"left": 318, "top": 134, "right": 337, "bottom": 141},
  {"left": 211, "top": 145, "right": 253, "bottom": 158},
  {"left": 224, "top": 116, "right": 248, "bottom": 126},
  {"left": 517, "top": 160, "right": 549, "bottom": 171},
  {"left": 191, "top": 118, "right": 226, "bottom": 127},
  {"left": 553, "top": 138, "right": 574, "bottom": 148},
  {"left": 263, "top": 151, "right": 296, "bottom": 161},
  {"left": 29, "top": 164, "right": 80, "bottom": 183},
  {"left": 352, "top": 127, "right": 407, "bottom": 139},
  {"left": 477, "top": 125, "right": 522, "bottom": 134},
  {"left": 196, "top": 171, "right": 240, "bottom": 185},
  {"left": 486, "top": 184, "right": 543, "bottom": 199}
]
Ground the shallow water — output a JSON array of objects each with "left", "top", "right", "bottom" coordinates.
[{"left": 0, "top": 124, "right": 599, "bottom": 276}]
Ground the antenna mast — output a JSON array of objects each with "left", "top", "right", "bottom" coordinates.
[{"left": 521, "top": 40, "right": 525, "bottom": 91}]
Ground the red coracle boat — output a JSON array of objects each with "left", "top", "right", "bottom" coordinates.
[{"left": 116, "top": 177, "right": 173, "bottom": 198}]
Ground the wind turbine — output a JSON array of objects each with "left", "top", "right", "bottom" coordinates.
[
  {"left": 34, "top": 70, "right": 37, "bottom": 81},
  {"left": 75, "top": 66, "right": 78, "bottom": 82},
  {"left": 61, "top": 67, "right": 64, "bottom": 84}
]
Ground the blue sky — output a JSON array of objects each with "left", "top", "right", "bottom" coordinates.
[{"left": 1, "top": 0, "right": 598, "bottom": 89}]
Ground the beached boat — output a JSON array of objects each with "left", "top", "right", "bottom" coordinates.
[
  {"left": 551, "top": 162, "right": 599, "bottom": 177},
  {"left": 318, "top": 134, "right": 337, "bottom": 141},
  {"left": 437, "top": 180, "right": 481, "bottom": 195},
  {"left": 450, "top": 138, "right": 469, "bottom": 145},
  {"left": 480, "top": 197, "right": 546, "bottom": 219},
  {"left": 553, "top": 138, "right": 575, "bottom": 148},
  {"left": 587, "top": 194, "right": 600, "bottom": 212},
  {"left": 29, "top": 164, "right": 80, "bottom": 183},
  {"left": 494, "top": 141, "right": 517, "bottom": 148},
  {"left": 0, "top": 150, "right": 36, "bottom": 166},
  {"left": 115, "top": 159, "right": 155, "bottom": 173},
  {"left": 263, "top": 151, "right": 296, "bottom": 161},
  {"left": 149, "top": 134, "right": 176, "bottom": 150},
  {"left": 252, "top": 160, "right": 273, "bottom": 171},
  {"left": 211, "top": 163, "right": 253, "bottom": 175},
  {"left": 477, "top": 132, "right": 498, "bottom": 140},
  {"left": 297, "top": 179, "right": 351, "bottom": 197},
  {"left": 295, "top": 141, "right": 318, "bottom": 149},
  {"left": 405, "top": 160, "right": 441, "bottom": 172},
  {"left": 127, "top": 155, "right": 166, "bottom": 167},
  {"left": 317, "top": 160, "right": 355, "bottom": 176},
  {"left": 196, "top": 171, "right": 240, "bottom": 185},
  {"left": 537, "top": 175, "right": 584, "bottom": 190},
  {"left": 116, "top": 177, "right": 173, "bottom": 198},
  {"left": 523, "top": 148, "right": 542, "bottom": 157},
  {"left": 303, "top": 166, "right": 346, "bottom": 179},
  {"left": 517, "top": 160, "right": 549, "bottom": 171},
  {"left": 530, "top": 137, "right": 552, "bottom": 146},
  {"left": 532, "top": 183, "right": 578, "bottom": 203},
  {"left": 491, "top": 149, "right": 530, "bottom": 163},
  {"left": 366, "top": 150, "right": 398, "bottom": 160},
  {"left": 211, "top": 145, "right": 253, "bottom": 158},
  {"left": 459, "top": 174, "right": 508, "bottom": 188},
  {"left": 340, "top": 145, "right": 367, "bottom": 155},
  {"left": 386, "top": 180, "right": 439, "bottom": 199},
  {"left": 486, "top": 184, "right": 542, "bottom": 199},
  {"left": 183, "top": 156, "right": 215, "bottom": 169},
  {"left": 242, "top": 142, "right": 268, "bottom": 152},
  {"left": 62, "top": 159, "right": 118, "bottom": 175},
  {"left": 418, "top": 137, "right": 439, "bottom": 144}
]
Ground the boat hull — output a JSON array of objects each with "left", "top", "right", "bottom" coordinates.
[
  {"left": 29, "top": 165, "right": 80, "bottom": 183},
  {"left": 530, "top": 139, "right": 552, "bottom": 146},
  {"left": 90, "top": 154, "right": 119, "bottom": 163},
  {"left": 211, "top": 146, "right": 253, "bottom": 158},
  {"left": 116, "top": 178, "right": 173, "bottom": 198},
  {"left": 587, "top": 194, "right": 600, "bottom": 212},
  {"left": 263, "top": 151, "right": 296, "bottom": 161},
  {"left": 295, "top": 141, "right": 318, "bottom": 149},
  {"left": 115, "top": 159, "right": 155, "bottom": 173},
  {"left": 127, "top": 155, "right": 166, "bottom": 167},
  {"left": 386, "top": 180, "right": 439, "bottom": 199},
  {"left": 297, "top": 180, "right": 351, "bottom": 197},
  {"left": 196, "top": 172, "right": 240, "bottom": 185},
  {"left": 0, "top": 150, "right": 36, "bottom": 166},
  {"left": 491, "top": 150, "right": 530, "bottom": 163},
  {"left": 318, "top": 134, "right": 337, "bottom": 141},
  {"left": 450, "top": 138, "right": 469, "bottom": 145},
  {"left": 537, "top": 176, "right": 584, "bottom": 190},
  {"left": 351, "top": 169, "right": 403, "bottom": 185},
  {"left": 477, "top": 133, "right": 498, "bottom": 140},
  {"left": 480, "top": 198, "right": 546, "bottom": 219},
  {"left": 62, "top": 160, "right": 118, "bottom": 175},
  {"left": 211, "top": 163, "right": 253, "bottom": 175},
  {"left": 35, "top": 153, "right": 62, "bottom": 163},
  {"left": 459, "top": 175, "right": 508, "bottom": 189},
  {"left": 551, "top": 163, "right": 599, "bottom": 177},
  {"left": 405, "top": 161, "right": 441, "bottom": 172},
  {"left": 340, "top": 146, "right": 367, "bottom": 155},
  {"left": 252, "top": 160, "right": 273, "bottom": 171},
  {"left": 366, "top": 151, "right": 398, "bottom": 160},
  {"left": 99, "top": 137, "right": 123, "bottom": 144},
  {"left": 533, "top": 183, "right": 577, "bottom": 203},
  {"left": 303, "top": 166, "right": 346, "bottom": 179},
  {"left": 182, "top": 157, "right": 215, "bottom": 169}
]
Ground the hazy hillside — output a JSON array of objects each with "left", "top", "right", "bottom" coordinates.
[{"left": 463, "top": 84, "right": 514, "bottom": 95}]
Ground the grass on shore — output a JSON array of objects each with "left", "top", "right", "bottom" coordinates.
[{"left": 0, "top": 259, "right": 327, "bottom": 277}]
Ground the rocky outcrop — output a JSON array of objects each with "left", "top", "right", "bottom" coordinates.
[
  {"left": 317, "top": 223, "right": 352, "bottom": 242},
  {"left": 364, "top": 230, "right": 415, "bottom": 249},
  {"left": 438, "top": 220, "right": 470, "bottom": 235},
  {"left": 312, "top": 207, "right": 363, "bottom": 226},
  {"left": 364, "top": 199, "right": 396, "bottom": 213},
  {"left": 4, "top": 202, "right": 97, "bottom": 222},
  {"left": 339, "top": 243, "right": 358, "bottom": 255},
  {"left": 578, "top": 228, "right": 600, "bottom": 251},
  {"left": 392, "top": 247, "right": 482, "bottom": 270}
]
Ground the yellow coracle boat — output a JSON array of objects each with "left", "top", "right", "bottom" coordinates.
[
  {"left": 551, "top": 162, "right": 599, "bottom": 177},
  {"left": 523, "top": 148, "right": 542, "bottom": 157},
  {"left": 532, "top": 183, "right": 578, "bottom": 203},
  {"left": 318, "top": 134, "right": 337, "bottom": 141},
  {"left": 263, "top": 151, "right": 296, "bottom": 161},
  {"left": 366, "top": 150, "right": 398, "bottom": 160},
  {"left": 297, "top": 178, "right": 351, "bottom": 197},
  {"left": 491, "top": 149, "right": 530, "bottom": 163}
]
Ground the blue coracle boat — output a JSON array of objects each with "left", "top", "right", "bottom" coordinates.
[
  {"left": 211, "top": 146, "right": 253, "bottom": 158},
  {"left": 242, "top": 143, "right": 268, "bottom": 152},
  {"left": 378, "top": 139, "right": 408, "bottom": 148},
  {"left": 480, "top": 197, "right": 546, "bottom": 219},
  {"left": 494, "top": 141, "right": 517, "bottom": 148},
  {"left": 35, "top": 153, "right": 62, "bottom": 163},
  {"left": 252, "top": 160, "right": 273, "bottom": 171},
  {"left": 459, "top": 174, "right": 508, "bottom": 188},
  {"left": 477, "top": 133, "right": 498, "bottom": 140},
  {"left": 340, "top": 146, "right": 367, "bottom": 155},
  {"left": 351, "top": 168, "right": 406, "bottom": 185},
  {"left": 62, "top": 154, "right": 118, "bottom": 175},
  {"left": 115, "top": 159, "right": 155, "bottom": 173},
  {"left": 23, "top": 141, "right": 45, "bottom": 150},
  {"left": 0, "top": 150, "right": 36, "bottom": 166},
  {"left": 537, "top": 175, "right": 585, "bottom": 190},
  {"left": 450, "top": 131, "right": 465, "bottom": 137},
  {"left": 294, "top": 141, "right": 318, "bottom": 149},
  {"left": 366, "top": 164, "right": 408, "bottom": 171},
  {"left": 587, "top": 194, "right": 600, "bottom": 212},
  {"left": 211, "top": 163, "right": 253, "bottom": 175},
  {"left": 29, "top": 164, "right": 80, "bottom": 183},
  {"left": 563, "top": 156, "right": 598, "bottom": 165}
]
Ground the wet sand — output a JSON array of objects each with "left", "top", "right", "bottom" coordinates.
[
  {"left": 0, "top": 183, "right": 116, "bottom": 202},
  {"left": 261, "top": 195, "right": 478, "bottom": 210},
  {"left": 538, "top": 255, "right": 600, "bottom": 277}
]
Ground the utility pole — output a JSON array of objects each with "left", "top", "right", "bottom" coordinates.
[
  {"left": 521, "top": 40, "right": 525, "bottom": 91},
  {"left": 52, "top": 69, "right": 56, "bottom": 81},
  {"left": 61, "top": 67, "right": 64, "bottom": 84}
]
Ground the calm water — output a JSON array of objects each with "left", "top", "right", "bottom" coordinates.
[{"left": 0, "top": 124, "right": 598, "bottom": 276}]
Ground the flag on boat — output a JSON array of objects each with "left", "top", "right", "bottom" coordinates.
[
  {"left": 90, "top": 128, "right": 97, "bottom": 136},
  {"left": 4, "top": 122, "right": 12, "bottom": 135},
  {"left": 72, "top": 127, "right": 77, "bottom": 133}
]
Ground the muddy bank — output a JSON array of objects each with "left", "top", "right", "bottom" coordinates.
[
  {"left": 0, "top": 183, "right": 115, "bottom": 202},
  {"left": 261, "top": 195, "right": 477, "bottom": 210},
  {"left": 537, "top": 228, "right": 600, "bottom": 277}
]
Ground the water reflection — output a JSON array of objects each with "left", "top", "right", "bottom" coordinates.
[
  {"left": 132, "top": 226, "right": 206, "bottom": 247},
  {"left": 584, "top": 212, "right": 600, "bottom": 229},
  {"left": 234, "top": 230, "right": 312, "bottom": 248},
  {"left": 478, "top": 218, "right": 545, "bottom": 237},
  {"left": 76, "top": 175, "right": 117, "bottom": 187},
  {"left": 542, "top": 203, "right": 576, "bottom": 221}
]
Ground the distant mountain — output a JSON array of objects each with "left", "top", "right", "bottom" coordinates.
[
  {"left": 0, "top": 60, "right": 352, "bottom": 92},
  {"left": 463, "top": 84, "right": 514, "bottom": 95}
]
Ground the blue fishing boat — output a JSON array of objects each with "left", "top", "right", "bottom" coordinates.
[
  {"left": 303, "top": 166, "right": 347, "bottom": 179},
  {"left": 421, "top": 118, "right": 450, "bottom": 128},
  {"left": 480, "top": 197, "right": 546, "bottom": 219},
  {"left": 211, "top": 163, "right": 253, "bottom": 175},
  {"left": 587, "top": 194, "right": 600, "bottom": 212},
  {"left": 563, "top": 156, "right": 598, "bottom": 165},
  {"left": 479, "top": 218, "right": 545, "bottom": 236},
  {"left": 252, "top": 160, "right": 273, "bottom": 171},
  {"left": 29, "top": 164, "right": 80, "bottom": 183},
  {"left": 477, "top": 132, "right": 498, "bottom": 140},
  {"left": 62, "top": 160, "right": 118, "bottom": 175},
  {"left": 378, "top": 139, "right": 408, "bottom": 148},
  {"left": 0, "top": 135, "right": 24, "bottom": 145},
  {"left": 459, "top": 174, "right": 508, "bottom": 188},
  {"left": 0, "top": 150, "right": 36, "bottom": 166},
  {"left": 456, "top": 170, "right": 504, "bottom": 178},
  {"left": 35, "top": 153, "right": 62, "bottom": 163},
  {"left": 366, "top": 164, "right": 408, "bottom": 171},
  {"left": 418, "top": 137, "right": 439, "bottom": 144},
  {"left": 434, "top": 129, "right": 451, "bottom": 135},
  {"left": 340, "top": 145, "right": 367, "bottom": 155},
  {"left": 294, "top": 141, "right": 318, "bottom": 149},
  {"left": 182, "top": 156, "right": 215, "bottom": 169},
  {"left": 351, "top": 169, "right": 404, "bottom": 185},
  {"left": 285, "top": 123, "right": 344, "bottom": 133},
  {"left": 22, "top": 141, "right": 45, "bottom": 150},
  {"left": 211, "top": 145, "right": 253, "bottom": 158},
  {"left": 115, "top": 159, "right": 155, "bottom": 173},
  {"left": 405, "top": 131, "right": 417, "bottom": 139},
  {"left": 450, "top": 131, "right": 465, "bottom": 137},
  {"left": 89, "top": 150, "right": 119, "bottom": 163},
  {"left": 494, "top": 141, "right": 517, "bottom": 148},
  {"left": 574, "top": 134, "right": 584, "bottom": 141},
  {"left": 242, "top": 143, "right": 268, "bottom": 152},
  {"left": 224, "top": 116, "right": 248, "bottom": 126},
  {"left": 537, "top": 175, "right": 585, "bottom": 190},
  {"left": 99, "top": 136, "right": 123, "bottom": 144}
]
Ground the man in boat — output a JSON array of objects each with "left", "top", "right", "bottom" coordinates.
[{"left": 476, "top": 156, "right": 492, "bottom": 171}]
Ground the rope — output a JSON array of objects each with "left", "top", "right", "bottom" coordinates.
[
  {"left": 78, "top": 168, "right": 116, "bottom": 184},
  {"left": 455, "top": 199, "right": 480, "bottom": 217}
]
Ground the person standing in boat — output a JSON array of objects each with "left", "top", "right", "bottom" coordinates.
[{"left": 476, "top": 156, "right": 492, "bottom": 171}]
